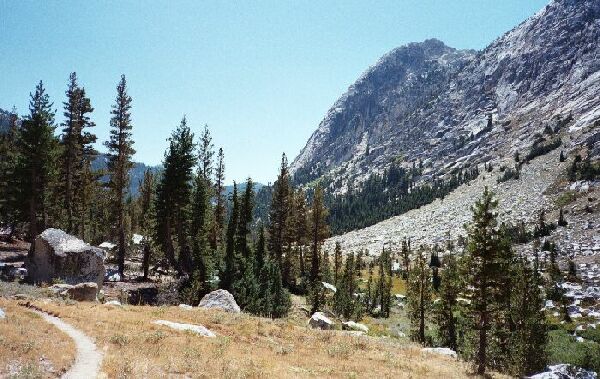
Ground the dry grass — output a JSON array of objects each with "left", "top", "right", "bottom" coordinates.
[
  {"left": 0, "top": 298, "right": 75, "bottom": 378},
  {"left": 21, "top": 299, "right": 473, "bottom": 378}
]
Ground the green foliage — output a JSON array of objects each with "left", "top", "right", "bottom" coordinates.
[
  {"left": 105, "top": 75, "right": 135, "bottom": 275},
  {"left": 332, "top": 251, "right": 363, "bottom": 320},
  {"left": 16, "top": 81, "right": 60, "bottom": 239},
  {"left": 497, "top": 165, "right": 520, "bottom": 183},
  {"left": 154, "top": 117, "right": 196, "bottom": 275},
  {"left": 547, "top": 330, "right": 600, "bottom": 373},
  {"left": 407, "top": 248, "right": 431, "bottom": 343},
  {"left": 434, "top": 254, "right": 461, "bottom": 351}
]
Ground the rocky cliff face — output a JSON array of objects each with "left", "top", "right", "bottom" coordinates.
[{"left": 291, "top": 0, "right": 600, "bottom": 192}]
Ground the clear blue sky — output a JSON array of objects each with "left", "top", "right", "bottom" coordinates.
[{"left": 0, "top": 0, "right": 548, "bottom": 184}]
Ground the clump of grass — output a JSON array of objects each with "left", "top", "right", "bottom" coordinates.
[
  {"left": 327, "top": 342, "right": 352, "bottom": 359},
  {"left": 555, "top": 191, "right": 577, "bottom": 207},
  {"left": 109, "top": 334, "right": 130, "bottom": 347}
]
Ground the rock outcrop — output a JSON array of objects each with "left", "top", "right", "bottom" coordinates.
[
  {"left": 198, "top": 289, "right": 240, "bottom": 313},
  {"left": 26, "top": 229, "right": 105, "bottom": 292}
]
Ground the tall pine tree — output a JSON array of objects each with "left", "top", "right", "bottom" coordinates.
[
  {"left": 105, "top": 75, "right": 135, "bottom": 276},
  {"left": 17, "top": 81, "right": 59, "bottom": 240}
]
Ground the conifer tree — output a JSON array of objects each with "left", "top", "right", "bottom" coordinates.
[
  {"left": 464, "top": 187, "right": 512, "bottom": 375},
  {"left": 211, "top": 147, "right": 226, "bottom": 250},
  {"left": 558, "top": 208, "right": 567, "bottom": 227},
  {"left": 17, "top": 81, "right": 59, "bottom": 240},
  {"left": 268, "top": 153, "right": 292, "bottom": 280},
  {"left": 435, "top": 254, "right": 461, "bottom": 351},
  {"left": 401, "top": 239, "right": 411, "bottom": 279},
  {"left": 407, "top": 248, "right": 431, "bottom": 343},
  {"left": 255, "top": 226, "right": 267, "bottom": 276},
  {"left": 333, "top": 252, "right": 362, "bottom": 319},
  {"left": 510, "top": 256, "right": 547, "bottom": 376},
  {"left": 308, "top": 184, "right": 329, "bottom": 313},
  {"left": 198, "top": 124, "right": 214, "bottom": 182},
  {"left": 291, "top": 189, "right": 309, "bottom": 280},
  {"left": 190, "top": 169, "right": 212, "bottom": 297},
  {"left": 0, "top": 107, "right": 20, "bottom": 234},
  {"left": 105, "top": 75, "right": 135, "bottom": 276},
  {"left": 60, "top": 73, "right": 97, "bottom": 235},
  {"left": 138, "top": 169, "right": 155, "bottom": 279},
  {"left": 221, "top": 183, "right": 239, "bottom": 291},
  {"left": 321, "top": 249, "right": 332, "bottom": 283},
  {"left": 333, "top": 242, "right": 343, "bottom": 285},
  {"left": 154, "top": 116, "right": 196, "bottom": 275}
]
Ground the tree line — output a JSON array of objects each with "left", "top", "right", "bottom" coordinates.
[{"left": 0, "top": 74, "right": 336, "bottom": 318}]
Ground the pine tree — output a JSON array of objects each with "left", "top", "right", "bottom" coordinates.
[
  {"left": 321, "top": 248, "right": 332, "bottom": 283},
  {"left": 464, "top": 187, "right": 512, "bottom": 375},
  {"left": 17, "top": 81, "right": 59, "bottom": 240},
  {"left": 546, "top": 245, "right": 563, "bottom": 301},
  {"left": 138, "top": 169, "right": 155, "bottom": 280},
  {"left": 435, "top": 254, "right": 461, "bottom": 351},
  {"left": 333, "top": 252, "right": 362, "bottom": 319},
  {"left": 198, "top": 124, "right": 214, "bottom": 182},
  {"left": 221, "top": 182, "right": 239, "bottom": 291},
  {"left": 190, "top": 169, "right": 212, "bottom": 298},
  {"left": 291, "top": 189, "right": 309, "bottom": 280},
  {"left": 59, "top": 73, "right": 97, "bottom": 235},
  {"left": 401, "top": 239, "right": 411, "bottom": 279},
  {"left": 268, "top": 154, "right": 292, "bottom": 281},
  {"left": 558, "top": 208, "right": 567, "bottom": 227},
  {"left": 105, "top": 75, "right": 135, "bottom": 276},
  {"left": 154, "top": 116, "right": 196, "bottom": 275},
  {"left": 0, "top": 107, "right": 20, "bottom": 234},
  {"left": 407, "top": 248, "right": 431, "bottom": 343},
  {"left": 333, "top": 242, "right": 343, "bottom": 285},
  {"left": 255, "top": 226, "right": 267, "bottom": 276},
  {"left": 308, "top": 184, "right": 329, "bottom": 313},
  {"left": 510, "top": 256, "right": 547, "bottom": 376},
  {"left": 211, "top": 147, "right": 226, "bottom": 250}
]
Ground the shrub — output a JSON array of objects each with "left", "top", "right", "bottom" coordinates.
[{"left": 547, "top": 329, "right": 600, "bottom": 373}]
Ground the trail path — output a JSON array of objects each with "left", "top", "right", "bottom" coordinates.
[{"left": 34, "top": 310, "right": 103, "bottom": 379}]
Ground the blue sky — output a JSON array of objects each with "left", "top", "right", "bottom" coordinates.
[{"left": 0, "top": 0, "right": 548, "bottom": 184}]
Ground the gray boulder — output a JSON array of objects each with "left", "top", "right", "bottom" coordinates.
[
  {"left": 342, "top": 321, "right": 369, "bottom": 333},
  {"left": 308, "top": 312, "right": 335, "bottom": 330},
  {"left": 26, "top": 228, "right": 105, "bottom": 292},
  {"left": 0, "top": 308, "right": 5, "bottom": 319},
  {"left": 198, "top": 289, "right": 240, "bottom": 313}
]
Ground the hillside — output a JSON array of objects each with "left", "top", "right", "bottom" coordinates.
[
  {"left": 0, "top": 295, "right": 474, "bottom": 378},
  {"left": 291, "top": 0, "right": 600, "bottom": 237}
]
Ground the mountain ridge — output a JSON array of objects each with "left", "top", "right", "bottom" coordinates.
[{"left": 291, "top": 0, "right": 600, "bottom": 193}]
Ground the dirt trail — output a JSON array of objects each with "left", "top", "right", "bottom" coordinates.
[{"left": 35, "top": 310, "right": 103, "bottom": 379}]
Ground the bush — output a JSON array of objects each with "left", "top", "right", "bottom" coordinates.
[{"left": 547, "top": 329, "right": 600, "bottom": 373}]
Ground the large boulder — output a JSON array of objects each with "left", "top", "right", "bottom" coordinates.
[
  {"left": 308, "top": 312, "right": 335, "bottom": 330},
  {"left": 26, "top": 228, "right": 105, "bottom": 292},
  {"left": 421, "top": 347, "right": 458, "bottom": 359},
  {"left": 198, "top": 289, "right": 240, "bottom": 313}
]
